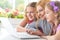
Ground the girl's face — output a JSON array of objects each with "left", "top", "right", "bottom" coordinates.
[
  {"left": 26, "top": 7, "right": 36, "bottom": 20},
  {"left": 37, "top": 5, "right": 45, "bottom": 18},
  {"left": 45, "top": 6, "right": 57, "bottom": 22}
]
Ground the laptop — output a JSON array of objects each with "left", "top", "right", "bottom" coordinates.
[{"left": 0, "top": 17, "right": 40, "bottom": 39}]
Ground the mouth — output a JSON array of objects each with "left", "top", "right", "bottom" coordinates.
[
  {"left": 39, "top": 15, "right": 44, "bottom": 18},
  {"left": 28, "top": 16, "right": 34, "bottom": 20}
]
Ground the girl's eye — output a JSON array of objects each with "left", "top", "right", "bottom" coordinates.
[
  {"left": 36, "top": 11, "right": 38, "bottom": 13},
  {"left": 26, "top": 12, "right": 33, "bottom": 13},
  {"left": 30, "top": 12, "right": 34, "bottom": 13},
  {"left": 47, "top": 13, "right": 48, "bottom": 14}
]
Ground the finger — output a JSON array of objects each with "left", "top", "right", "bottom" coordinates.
[{"left": 26, "top": 29, "right": 30, "bottom": 33}]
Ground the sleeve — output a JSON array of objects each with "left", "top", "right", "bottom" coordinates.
[
  {"left": 25, "top": 21, "right": 37, "bottom": 31},
  {"left": 57, "top": 24, "right": 60, "bottom": 31}
]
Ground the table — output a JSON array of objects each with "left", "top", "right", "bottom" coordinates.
[{"left": 0, "top": 18, "right": 46, "bottom": 40}]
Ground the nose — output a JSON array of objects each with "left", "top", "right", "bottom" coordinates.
[
  {"left": 28, "top": 13, "right": 31, "bottom": 16},
  {"left": 38, "top": 13, "right": 41, "bottom": 16},
  {"left": 45, "top": 14, "right": 47, "bottom": 19},
  {"left": 44, "top": 14, "right": 46, "bottom": 17}
]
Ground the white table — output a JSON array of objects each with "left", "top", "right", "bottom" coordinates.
[{"left": 0, "top": 18, "right": 46, "bottom": 40}]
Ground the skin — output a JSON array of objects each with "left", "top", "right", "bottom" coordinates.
[
  {"left": 37, "top": 5, "right": 45, "bottom": 19},
  {"left": 45, "top": 6, "right": 57, "bottom": 23},
  {"left": 26, "top": 6, "right": 36, "bottom": 21}
]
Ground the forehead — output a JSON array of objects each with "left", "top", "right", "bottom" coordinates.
[
  {"left": 37, "top": 5, "right": 43, "bottom": 10},
  {"left": 26, "top": 6, "right": 35, "bottom": 11},
  {"left": 45, "top": 6, "right": 51, "bottom": 12}
]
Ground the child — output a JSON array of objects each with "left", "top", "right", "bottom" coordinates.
[
  {"left": 42, "top": 1, "right": 60, "bottom": 40},
  {"left": 17, "top": 2, "right": 37, "bottom": 32}
]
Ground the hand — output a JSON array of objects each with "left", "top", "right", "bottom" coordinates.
[
  {"left": 26, "top": 29, "right": 44, "bottom": 36},
  {"left": 26, "top": 29, "right": 35, "bottom": 35},
  {"left": 46, "top": 36, "right": 55, "bottom": 40},
  {"left": 17, "top": 27, "right": 26, "bottom": 32},
  {"left": 41, "top": 36, "right": 55, "bottom": 40}
]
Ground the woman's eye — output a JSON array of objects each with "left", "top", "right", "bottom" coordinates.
[
  {"left": 47, "top": 13, "right": 48, "bottom": 14},
  {"left": 39, "top": 9, "right": 43, "bottom": 12},
  {"left": 46, "top": 12, "right": 49, "bottom": 14}
]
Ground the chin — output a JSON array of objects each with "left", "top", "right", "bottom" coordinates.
[{"left": 29, "top": 18, "right": 33, "bottom": 21}]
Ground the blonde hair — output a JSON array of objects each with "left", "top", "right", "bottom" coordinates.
[
  {"left": 24, "top": 2, "right": 37, "bottom": 22},
  {"left": 36, "top": 0, "right": 50, "bottom": 26},
  {"left": 36, "top": 0, "right": 50, "bottom": 19},
  {"left": 36, "top": 0, "right": 50, "bottom": 9},
  {"left": 35, "top": 0, "right": 51, "bottom": 35}
]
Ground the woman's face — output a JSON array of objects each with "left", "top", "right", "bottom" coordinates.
[
  {"left": 26, "top": 6, "right": 36, "bottom": 20},
  {"left": 37, "top": 5, "right": 45, "bottom": 18},
  {"left": 45, "top": 6, "right": 56, "bottom": 22}
]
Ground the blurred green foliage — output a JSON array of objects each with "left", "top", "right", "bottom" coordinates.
[
  {"left": 0, "top": 13, "right": 24, "bottom": 19},
  {"left": 0, "top": 0, "right": 24, "bottom": 19},
  {"left": 15, "top": 14, "right": 24, "bottom": 19}
]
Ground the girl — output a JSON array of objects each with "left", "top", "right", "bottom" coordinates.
[
  {"left": 42, "top": 1, "right": 60, "bottom": 40},
  {"left": 17, "top": 2, "right": 37, "bottom": 32}
]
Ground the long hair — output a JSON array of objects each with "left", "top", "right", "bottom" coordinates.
[
  {"left": 24, "top": 2, "right": 37, "bottom": 23},
  {"left": 36, "top": 0, "right": 50, "bottom": 9},
  {"left": 36, "top": 0, "right": 50, "bottom": 30},
  {"left": 46, "top": 1, "right": 60, "bottom": 24}
]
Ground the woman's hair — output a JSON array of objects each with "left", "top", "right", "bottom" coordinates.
[
  {"left": 36, "top": 0, "right": 50, "bottom": 9},
  {"left": 24, "top": 2, "right": 37, "bottom": 22},
  {"left": 36, "top": 0, "right": 50, "bottom": 29},
  {"left": 46, "top": 1, "right": 60, "bottom": 24},
  {"left": 36, "top": 0, "right": 50, "bottom": 19}
]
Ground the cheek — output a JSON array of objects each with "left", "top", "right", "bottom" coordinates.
[
  {"left": 42, "top": 11, "right": 45, "bottom": 16},
  {"left": 27, "top": 14, "right": 29, "bottom": 17},
  {"left": 26, "top": 13, "right": 31, "bottom": 18},
  {"left": 40, "top": 11, "right": 45, "bottom": 15},
  {"left": 45, "top": 14, "right": 51, "bottom": 19},
  {"left": 31, "top": 13, "right": 34, "bottom": 16},
  {"left": 46, "top": 14, "right": 54, "bottom": 21}
]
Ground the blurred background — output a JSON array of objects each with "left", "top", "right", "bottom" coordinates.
[
  {"left": 0, "top": 0, "right": 59, "bottom": 19},
  {"left": 0, "top": 0, "right": 60, "bottom": 40}
]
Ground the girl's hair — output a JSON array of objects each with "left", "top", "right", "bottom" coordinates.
[
  {"left": 24, "top": 2, "right": 37, "bottom": 22},
  {"left": 46, "top": 1, "right": 60, "bottom": 24}
]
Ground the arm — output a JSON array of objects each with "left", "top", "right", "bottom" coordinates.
[
  {"left": 54, "top": 24, "right": 60, "bottom": 40},
  {"left": 17, "top": 19, "right": 28, "bottom": 32},
  {"left": 19, "top": 19, "right": 27, "bottom": 27},
  {"left": 17, "top": 26, "right": 26, "bottom": 32},
  {"left": 26, "top": 29, "right": 44, "bottom": 36}
]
